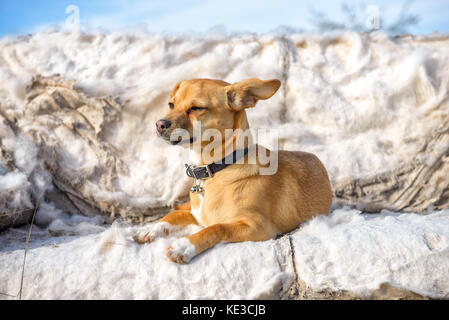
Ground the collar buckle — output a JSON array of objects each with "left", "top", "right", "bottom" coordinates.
[{"left": 185, "top": 164, "right": 213, "bottom": 179}]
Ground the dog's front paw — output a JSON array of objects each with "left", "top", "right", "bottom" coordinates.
[
  {"left": 133, "top": 222, "right": 170, "bottom": 244},
  {"left": 166, "top": 238, "right": 196, "bottom": 264}
]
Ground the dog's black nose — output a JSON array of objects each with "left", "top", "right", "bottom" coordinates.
[{"left": 156, "top": 119, "right": 171, "bottom": 134}]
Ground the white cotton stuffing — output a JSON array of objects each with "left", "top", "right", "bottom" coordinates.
[
  {"left": 293, "top": 208, "right": 449, "bottom": 298},
  {"left": 0, "top": 30, "right": 448, "bottom": 299},
  {"left": 1, "top": 207, "right": 448, "bottom": 299},
  {"left": 0, "top": 30, "right": 448, "bottom": 209}
]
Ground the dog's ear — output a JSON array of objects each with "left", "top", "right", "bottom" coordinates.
[
  {"left": 169, "top": 81, "right": 184, "bottom": 100},
  {"left": 225, "top": 79, "right": 281, "bottom": 111}
]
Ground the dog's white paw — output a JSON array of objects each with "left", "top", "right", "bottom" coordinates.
[
  {"left": 133, "top": 222, "right": 170, "bottom": 244},
  {"left": 166, "top": 238, "right": 196, "bottom": 264}
]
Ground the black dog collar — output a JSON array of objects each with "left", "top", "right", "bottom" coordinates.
[{"left": 185, "top": 148, "right": 250, "bottom": 179}]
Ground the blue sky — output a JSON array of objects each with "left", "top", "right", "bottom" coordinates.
[{"left": 1, "top": 0, "right": 448, "bottom": 37}]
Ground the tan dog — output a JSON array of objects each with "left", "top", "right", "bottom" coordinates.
[{"left": 134, "top": 78, "right": 332, "bottom": 264}]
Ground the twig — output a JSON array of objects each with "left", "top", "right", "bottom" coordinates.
[{"left": 18, "top": 183, "right": 49, "bottom": 300}]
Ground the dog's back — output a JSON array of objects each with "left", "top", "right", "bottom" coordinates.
[
  {"left": 262, "top": 150, "right": 332, "bottom": 233},
  {"left": 285, "top": 150, "right": 333, "bottom": 215}
]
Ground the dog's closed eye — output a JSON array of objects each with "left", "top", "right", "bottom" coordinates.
[{"left": 187, "top": 106, "right": 208, "bottom": 114}]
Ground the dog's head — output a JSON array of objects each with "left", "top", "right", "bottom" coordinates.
[{"left": 156, "top": 78, "right": 281, "bottom": 146}]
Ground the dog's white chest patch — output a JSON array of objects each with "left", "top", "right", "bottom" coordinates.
[
  {"left": 189, "top": 149, "right": 202, "bottom": 165},
  {"left": 191, "top": 193, "right": 205, "bottom": 226}
]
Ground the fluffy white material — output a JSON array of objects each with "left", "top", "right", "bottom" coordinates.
[
  {"left": 1, "top": 207, "right": 448, "bottom": 299},
  {"left": 0, "top": 216, "right": 291, "bottom": 299},
  {"left": 0, "top": 30, "right": 449, "bottom": 299},
  {"left": 0, "top": 121, "right": 48, "bottom": 215},
  {"left": 293, "top": 208, "right": 449, "bottom": 298},
  {"left": 0, "top": 31, "right": 448, "bottom": 210}
]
